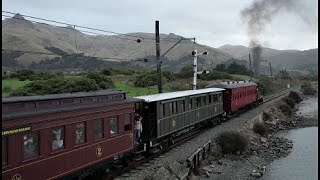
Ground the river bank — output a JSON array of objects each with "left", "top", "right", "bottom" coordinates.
[{"left": 190, "top": 93, "right": 318, "bottom": 180}]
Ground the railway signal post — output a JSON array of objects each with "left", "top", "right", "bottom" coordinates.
[{"left": 192, "top": 48, "right": 208, "bottom": 90}]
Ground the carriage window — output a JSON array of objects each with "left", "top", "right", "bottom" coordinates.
[
  {"left": 94, "top": 119, "right": 103, "bottom": 140},
  {"left": 124, "top": 114, "right": 132, "bottom": 131},
  {"left": 198, "top": 97, "right": 202, "bottom": 107},
  {"left": 172, "top": 101, "right": 177, "bottom": 114},
  {"left": 23, "top": 132, "right": 39, "bottom": 158},
  {"left": 75, "top": 123, "right": 86, "bottom": 144},
  {"left": 52, "top": 127, "right": 64, "bottom": 150},
  {"left": 203, "top": 96, "right": 206, "bottom": 106},
  {"left": 182, "top": 100, "right": 186, "bottom": 112},
  {"left": 164, "top": 103, "right": 170, "bottom": 117},
  {"left": 110, "top": 116, "right": 119, "bottom": 135},
  {"left": 213, "top": 94, "right": 218, "bottom": 102},
  {"left": 162, "top": 104, "right": 166, "bottom": 117},
  {"left": 189, "top": 99, "right": 192, "bottom": 109},
  {"left": 169, "top": 102, "right": 173, "bottom": 115},
  {"left": 2, "top": 137, "right": 7, "bottom": 165},
  {"left": 209, "top": 95, "right": 212, "bottom": 104}
]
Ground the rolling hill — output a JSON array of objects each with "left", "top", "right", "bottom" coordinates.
[{"left": 2, "top": 14, "right": 232, "bottom": 71}]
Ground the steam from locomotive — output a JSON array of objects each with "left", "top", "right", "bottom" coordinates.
[{"left": 240, "top": 0, "right": 317, "bottom": 77}]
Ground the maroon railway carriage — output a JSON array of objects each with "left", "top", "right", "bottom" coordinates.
[
  {"left": 2, "top": 90, "right": 141, "bottom": 180},
  {"left": 207, "top": 81, "right": 261, "bottom": 115}
]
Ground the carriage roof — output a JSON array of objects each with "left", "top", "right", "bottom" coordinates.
[{"left": 135, "top": 88, "right": 225, "bottom": 102}]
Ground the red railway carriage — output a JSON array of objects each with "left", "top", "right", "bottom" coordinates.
[
  {"left": 207, "top": 81, "right": 258, "bottom": 114},
  {"left": 2, "top": 90, "right": 141, "bottom": 180}
]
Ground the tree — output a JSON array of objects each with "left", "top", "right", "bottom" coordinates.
[
  {"left": 134, "top": 72, "right": 158, "bottom": 87},
  {"left": 86, "top": 73, "right": 114, "bottom": 89},
  {"left": 215, "top": 64, "right": 227, "bottom": 72},
  {"left": 226, "top": 62, "right": 249, "bottom": 75},
  {"left": 175, "top": 66, "right": 193, "bottom": 79}
]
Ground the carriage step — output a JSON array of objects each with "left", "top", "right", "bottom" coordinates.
[
  {"left": 134, "top": 149, "right": 145, "bottom": 155},
  {"left": 133, "top": 155, "right": 145, "bottom": 161},
  {"left": 150, "top": 142, "right": 160, "bottom": 148},
  {"left": 149, "top": 148, "right": 161, "bottom": 154}
]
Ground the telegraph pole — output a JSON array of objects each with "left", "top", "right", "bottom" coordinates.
[
  {"left": 269, "top": 62, "right": 273, "bottom": 81},
  {"left": 248, "top": 54, "right": 252, "bottom": 81},
  {"left": 155, "top": 20, "right": 162, "bottom": 93},
  {"left": 192, "top": 49, "right": 198, "bottom": 90}
]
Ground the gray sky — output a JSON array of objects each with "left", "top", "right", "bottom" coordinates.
[{"left": 2, "top": 0, "right": 318, "bottom": 50}]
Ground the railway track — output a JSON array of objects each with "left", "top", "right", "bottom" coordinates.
[
  {"left": 102, "top": 126, "right": 207, "bottom": 180},
  {"left": 91, "top": 89, "right": 294, "bottom": 180}
]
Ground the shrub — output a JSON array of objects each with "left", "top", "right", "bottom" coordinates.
[
  {"left": 262, "top": 111, "right": 270, "bottom": 121},
  {"left": 134, "top": 72, "right": 158, "bottom": 87},
  {"left": 281, "top": 97, "right": 295, "bottom": 109},
  {"left": 2, "top": 86, "right": 12, "bottom": 93},
  {"left": 301, "top": 82, "right": 317, "bottom": 95},
  {"left": 288, "top": 91, "right": 302, "bottom": 103},
  {"left": 10, "top": 88, "right": 36, "bottom": 96},
  {"left": 215, "top": 131, "right": 249, "bottom": 154},
  {"left": 87, "top": 73, "right": 115, "bottom": 89},
  {"left": 279, "top": 101, "right": 293, "bottom": 116},
  {"left": 253, "top": 122, "right": 268, "bottom": 136},
  {"left": 101, "top": 69, "right": 112, "bottom": 76},
  {"left": 198, "top": 70, "right": 232, "bottom": 81}
]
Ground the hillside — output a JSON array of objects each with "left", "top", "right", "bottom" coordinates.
[
  {"left": 218, "top": 44, "right": 318, "bottom": 71},
  {"left": 2, "top": 14, "right": 232, "bottom": 71}
]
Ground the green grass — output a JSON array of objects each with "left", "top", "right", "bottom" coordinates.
[
  {"left": 230, "top": 74, "right": 255, "bottom": 81},
  {"left": 114, "top": 82, "right": 173, "bottom": 97},
  {"left": 2, "top": 79, "right": 32, "bottom": 97}
]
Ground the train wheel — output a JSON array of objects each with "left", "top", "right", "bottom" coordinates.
[{"left": 169, "top": 138, "right": 175, "bottom": 146}]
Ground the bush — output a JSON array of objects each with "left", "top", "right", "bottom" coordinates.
[
  {"left": 279, "top": 101, "right": 293, "bottom": 116},
  {"left": 175, "top": 66, "right": 193, "bottom": 79},
  {"left": 87, "top": 73, "right": 115, "bottom": 89},
  {"left": 253, "top": 122, "right": 268, "bottom": 136},
  {"left": 262, "top": 111, "right": 270, "bottom": 121},
  {"left": 10, "top": 88, "right": 36, "bottom": 96},
  {"left": 134, "top": 72, "right": 158, "bottom": 87},
  {"left": 288, "top": 91, "right": 302, "bottom": 103},
  {"left": 101, "top": 69, "right": 112, "bottom": 76},
  {"left": 215, "top": 131, "right": 249, "bottom": 154},
  {"left": 301, "top": 82, "right": 317, "bottom": 95},
  {"left": 2, "top": 86, "right": 12, "bottom": 93},
  {"left": 198, "top": 70, "right": 232, "bottom": 81},
  {"left": 281, "top": 97, "right": 295, "bottom": 109}
]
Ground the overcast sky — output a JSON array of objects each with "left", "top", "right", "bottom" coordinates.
[{"left": 2, "top": 0, "right": 318, "bottom": 50}]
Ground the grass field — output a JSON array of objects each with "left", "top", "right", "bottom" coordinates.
[
  {"left": 230, "top": 74, "right": 256, "bottom": 81},
  {"left": 114, "top": 82, "right": 172, "bottom": 97},
  {"left": 2, "top": 79, "right": 32, "bottom": 97}
]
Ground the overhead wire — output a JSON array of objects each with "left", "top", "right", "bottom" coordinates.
[
  {"left": 2, "top": 11, "right": 198, "bottom": 43},
  {"left": 1, "top": 14, "right": 141, "bottom": 42},
  {"left": 2, "top": 11, "right": 146, "bottom": 40}
]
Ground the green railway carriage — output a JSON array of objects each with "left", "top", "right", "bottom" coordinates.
[{"left": 135, "top": 88, "right": 225, "bottom": 148}]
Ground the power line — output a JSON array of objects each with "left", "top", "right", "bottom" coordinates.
[
  {"left": 2, "top": 11, "right": 146, "bottom": 40},
  {"left": 2, "top": 11, "right": 196, "bottom": 43},
  {"left": 2, "top": 49, "right": 134, "bottom": 61},
  {"left": 2, "top": 14, "right": 141, "bottom": 42}
]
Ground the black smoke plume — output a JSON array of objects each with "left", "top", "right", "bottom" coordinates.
[{"left": 241, "top": 0, "right": 317, "bottom": 77}]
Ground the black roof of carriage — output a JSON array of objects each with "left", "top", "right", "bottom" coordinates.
[
  {"left": 2, "top": 89, "right": 126, "bottom": 103},
  {"left": 206, "top": 81, "right": 257, "bottom": 89}
]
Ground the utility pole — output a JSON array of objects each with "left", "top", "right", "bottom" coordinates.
[
  {"left": 192, "top": 49, "right": 198, "bottom": 90},
  {"left": 248, "top": 54, "right": 252, "bottom": 81},
  {"left": 269, "top": 62, "right": 273, "bottom": 81},
  {"left": 155, "top": 20, "right": 162, "bottom": 93}
]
